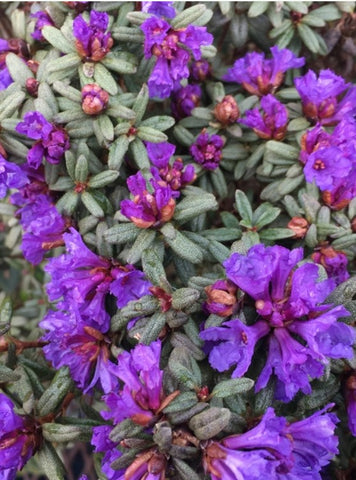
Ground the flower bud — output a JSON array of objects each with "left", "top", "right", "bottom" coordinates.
[
  {"left": 25, "top": 78, "right": 39, "bottom": 97},
  {"left": 287, "top": 216, "right": 309, "bottom": 238},
  {"left": 213, "top": 95, "right": 240, "bottom": 126},
  {"left": 81, "top": 83, "right": 109, "bottom": 115},
  {"left": 204, "top": 280, "right": 237, "bottom": 316}
]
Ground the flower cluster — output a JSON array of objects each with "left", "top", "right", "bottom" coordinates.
[
  {"left": 16, "top": 111, "right": 70, "bottom": 168},
  {"left": 141, "top": 9, "right": 213, "bottom": 98},
  {"left": 73, "top": 10, "right": 113, "bottom": 61},
  {"left": 201, "top": 244, "right": 355, "bottom": 401},
  {"left": 190, "top": 131, "right": 224, "bottom": 170}
]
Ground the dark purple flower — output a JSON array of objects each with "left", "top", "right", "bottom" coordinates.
[
  {"left": 300, "top": 124, "right": 332, "bottom": 164},
  {"left": 142, "top": 1, "right": 176, "bottom": 18},
  {"left": 203, "top": 405, "right": 338, "bottom": 480},
  {"left": 201, "top": 244, "right": 355, "bottom": 401},
  {"left": 312, "top": 246, "right": 350, "bottom": 286},
  {"left": 190, "top": 58, "right": 210, "bottom": 82},
  {"left": 121, "top": 171, "right": 176, "bottom": 228},
  {"left": 225, "top": 46, "right": 305, "bottom": 96},
  {"left": 10, "top": 164, "right": 48, "bottom": 207},
  {"left": 141, "top": 16, "right": 213, "bottom": 99},
  {"left": 171, "top": 84, "right": 201, "bottom": 119},
  {"left": 101, "top": 341, "right": 164, "bottom": 426},
  {"left": 40, "top": 306, "right": 118, "bottom": 394},
  {"left": 204, "top": 279, "right": 238, "bottom": 316},
  {"left": 0, "top": 154, "right": 28, "bottom": 199},
  {"left": 240, "top": 94, "right": 288, "bottom": 141},
  {"left": 18, "top": 194, "right": 67, "bottom": 265},
  {"left": 73, "top": 10, "right": 113, "bottom": 61},
  {"left": 190, "top": 131, "right": 224, "bottom": 171},
  {"left": 295, "top": 69, "right": 356, "bottom": 125},
  {"left": 147, "top": 142, "right": 195, "bottom": 198},
  {"left": 0, "top": 393, "right": 40, "bottom": 479},
  {"left": 45, "top": 228, "right": 151, "bottom": 329},
  {"left": 16, "top": 111, "right": 70, "bottom": 168},
  {"left": 91, "top": 425, "right": 124, "bottom": 480},
  {"left": 31, "top": 11, "right": 55, "bottom": 41},
  {"left": 81, "top": 83, "right": 109, "bottom": 115},
  {"left": 345, "top": 373, "right": 356, "bottom": 436}
]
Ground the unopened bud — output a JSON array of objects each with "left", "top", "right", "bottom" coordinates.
[
  {"left": 81, "top": 83, "right": 109, "bottom": 115},
  {"left": 288, "top": 216, "right": 309, "bottom": 238},
  {"left": 213, "top": 95, "right": 240, "bottom": 126},
  {"left": 204, "top": 279, "right": 237, "bottom": 316},
  {"left": 26, "top": 78, "right": 39, "bottom": 97}
]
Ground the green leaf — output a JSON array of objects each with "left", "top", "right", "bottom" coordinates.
[
  {"left": 171, "top": 4, "right": 208, "bottom": 29},
  {"left": 137, "top": 125, "right": 168, "bottom": 143},
  {"left": 124, "top": 229, "right": 157, "bottom": 264},
  {"left": 140, "top": 115, "right": 175, "bottom": 131},
  {"left": 5, "top": 53, "right": 33, "bottom": 87},
  {"left": 235, "top": 190, "right": 253, "bottom": 224},
  {"left": 189, "top": 407, "right": 231, "bottom": 440},
  {"left": 104, "top": 222, "right": 140, "bottom": 244},
  {"left": 108, "top": 135, "right": 130, "bottom": 170},
  {"left": 81, "top": 191, "right": 104, "bottom": 217},
  {"left": 132, "top": 83, "right": 149, "bottom": 123},
  {"left": 130, "top": 137, "right": 150, "bottom": 169},
  {"left": 161, "top": 224, "right": 203, "bottom": 264},
  {"left": 88, "top": 170, "right": 119, "bottom": 189},
  {"left": 142, "top": 248, "right": 167, "bottom": 286},
  {"left": 42, "top": 26, "right": 76, "bottom": 53},
  {"left": 163, "top": 392, "right": 198, "bottom": 414},
  {"left": 259, "top": 228, "right": 295, "bottom": 241},
  {"left": 101, "top": 52, "right": 137, "bottom": 74},
  {"left": 37, "top": 367, "right": 73, "bottom": 416},
  {"left": 212, "top": 378, "right": 254, "bottom": 398},
  {"left": 253, "top": 203, "right": 281, "bottom": 229},
  {"left": 174, "top": 191, "right": 218, "bottom": 223},
  {"left": 301, "top": 13, "right": 326, "bottom": 27},
  {"left": 94, "top": 62, "right": 118, "bottom": 95},
  {"left": 248, "top": 1, "right": 269, "bottom": 17},
  {"left": 297, "top": 23, "right": 320, "bottom": 53},
  {"left": 74, "top": 154, "right": 88, "bottom": 183},
  {"left": 140, "top": 312, "right": 166, "bottom": 345}
]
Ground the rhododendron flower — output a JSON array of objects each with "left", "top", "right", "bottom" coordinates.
[{"left": 73, "top": 10, "right": 113, "bottom": 61}]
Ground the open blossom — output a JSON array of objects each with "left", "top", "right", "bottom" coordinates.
[
  {"left": 312, "top": 246, "right": 350, "bottom": 286},
  {"left": 45, "top": 228, "right": 151, "bottom": 329},
  {"left": 16, "top": 111, "right": 70, "bottom": 168},
  {"left": 0, "top": 154, "right": 28, "bottom": 199},
  {"left": 40, "top": 306, "right": 118, "bottom": 394},
  {"left": 31, "top": 11, "right": 54, "bottom": 41},
  {"left": 190, "top": 131, "right": 224, "bottom": 170},
  {"left": 295, "top": 69, "right": 356, "bottom": 125},
  {"left": 0, "top": 394, "right": 41, "bottom": 480},
  {"left": 141, "top": 16, "right": 213, "bottom": 98},
  {"left": 224, "top": 46, "right": 305, "bottom": 96},
  {"left": 101, "top": 341, "right": 164, "bottom": 426},
  {"left": 73, "top": 10, "right": 113, "bottom": 61},
  {"left": 121, "top": 171, "right": 176, "bottom": 228},
  {"left": 171, "top": 84, "right": 201, "bottom": 119},
  {"left": 201, "top": 244, "right": 355, "bottom": 401},
  {"left": 240, "top": 94, "right": 288, "bottom": 140},
  {"left": 147, "top": 142, "right": 195, "bottom": 198},
  {"left": 203, "top": 405, "right": 339, "bottom": 480}
]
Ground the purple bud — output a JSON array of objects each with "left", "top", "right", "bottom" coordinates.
[{"left": 190, "top": 131, "right": 224, "bottom": 171}]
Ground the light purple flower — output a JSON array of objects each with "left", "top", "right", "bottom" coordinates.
[
  {"left": 45, "top": 227, "right": 151, "bottom": 329},
  {"left": 73, "top": 10, "right": 113, "bottom": 61},
  {"left": 0, "top": 393, "right": 40, "bottom": 479},
  {"left": 142, "top": 1, "right": 176, "bottom": 18},
  {"left": 141, "top": 16, "right": 213, "bottom": 98},
  {"left": 18, "top": 194, "right": 67, "bottom": 265},
  {"left": 225, "top": 46, "right": 305, "bottom": 96},
  {"left": 121, "top": 171, "right": 176, "bottom": 228},
  {"left": 101, "top": 341, "right": 164, "bottom": 427},
  {"left": 16, "top": 111, "right": 70, "bottom": 168},
  {"left": 31, "top": 11, "right": 54, "bottom": 41},
  {"left": 190, "top": 131, "right": 224, "bottom": 171},
  {"left": 201, "top": 244, "right": 355, "bottom": 401},
  {"left": 171, "top": 84, "right": 201, "bottom": 119},
  {"left": 0, "top": 154, "right": 28, "bottom": 199},
  {"left": 40, "top": 306, "right": 118, "bottom": 394},
  {"left": 240, "top": 94, "right": 288, "bottom": 141},
  {"left": 295, "top": 69, "right": 356, "bottom": 125}
]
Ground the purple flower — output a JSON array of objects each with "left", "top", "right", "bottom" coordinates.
[
  {"left": 10, "top": 164, "right": 48, "bottom": 207},
  {"left": 203, "top": 279, "right": 238, "bottom": 316},
  {"left": 121, "top": 171, "right": 176, "bottom": 228},
  {"left": 225, "top": 46, "right": 305, "bottom": 96},
  {"left": 190, "top": 58, "right": 210, "bottom": 82},
  {"left": 40, "top": 306, "right": 118, "bottom": 394},
  {"left": 203, "top": 406, "right": 338, "bottom": 480},
  {"left": 73, "top": 10, "right": 113, "bottom": 61},
  {"left": 91, "top": 425, "right": 124, "bottom": 480},
  {"left": 16, "top": 111, "right": 70, "bottom": 168},
  {"left": 18, "top": 194, "right": 67, "bottom": 265},
  {"left": 312, "top": 246, "right": 350, "bottom": 286},
  {"left": 300, "top": 124, "right": 332, "bottom": 164},
  {"left": 142, "top": 1, "right": 176, "bottom": 18},
  {"left": 81, "top": 83, "right": 109, "bottom": 115},
  {"left": 101, "top": 341, "right": 164, "bottom": 427},
  {"left": 141, "top": 16, "right": 213, "bottom": 98},
  {"left": 0, "top": 39, "right": 13, "bottom": 90},
  {"left": 190, "top": 131, "right": 224, "bottom": 171},
  {"left": 31, "top": 11, "right": 54, "bottom": 41},
  {"left": 0, "top": 393, "right": 40, "bottom": 479},
  {"left": 45, "top": 228, "right": 151, "bottom": 329},
  {"left": 201, "top": 244, "right": 355, "bottom": 401},
  {"left": 345, "top": 373, "right": 356, "bottom": 436},
  {"left": 240, "top": 94, "right": 288, "bottom": 141},
  {"left": 171, "top": 84, "right": 201, "bottom": 119},
  {"left": 0, "top": 154, "right": 28, "bottom": 199},
  {"left": 147, "top": 142, "right": 195, "bottom": 198},
  {"left": 295, "top": 69, "right": 356, "bottom": 125}
]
